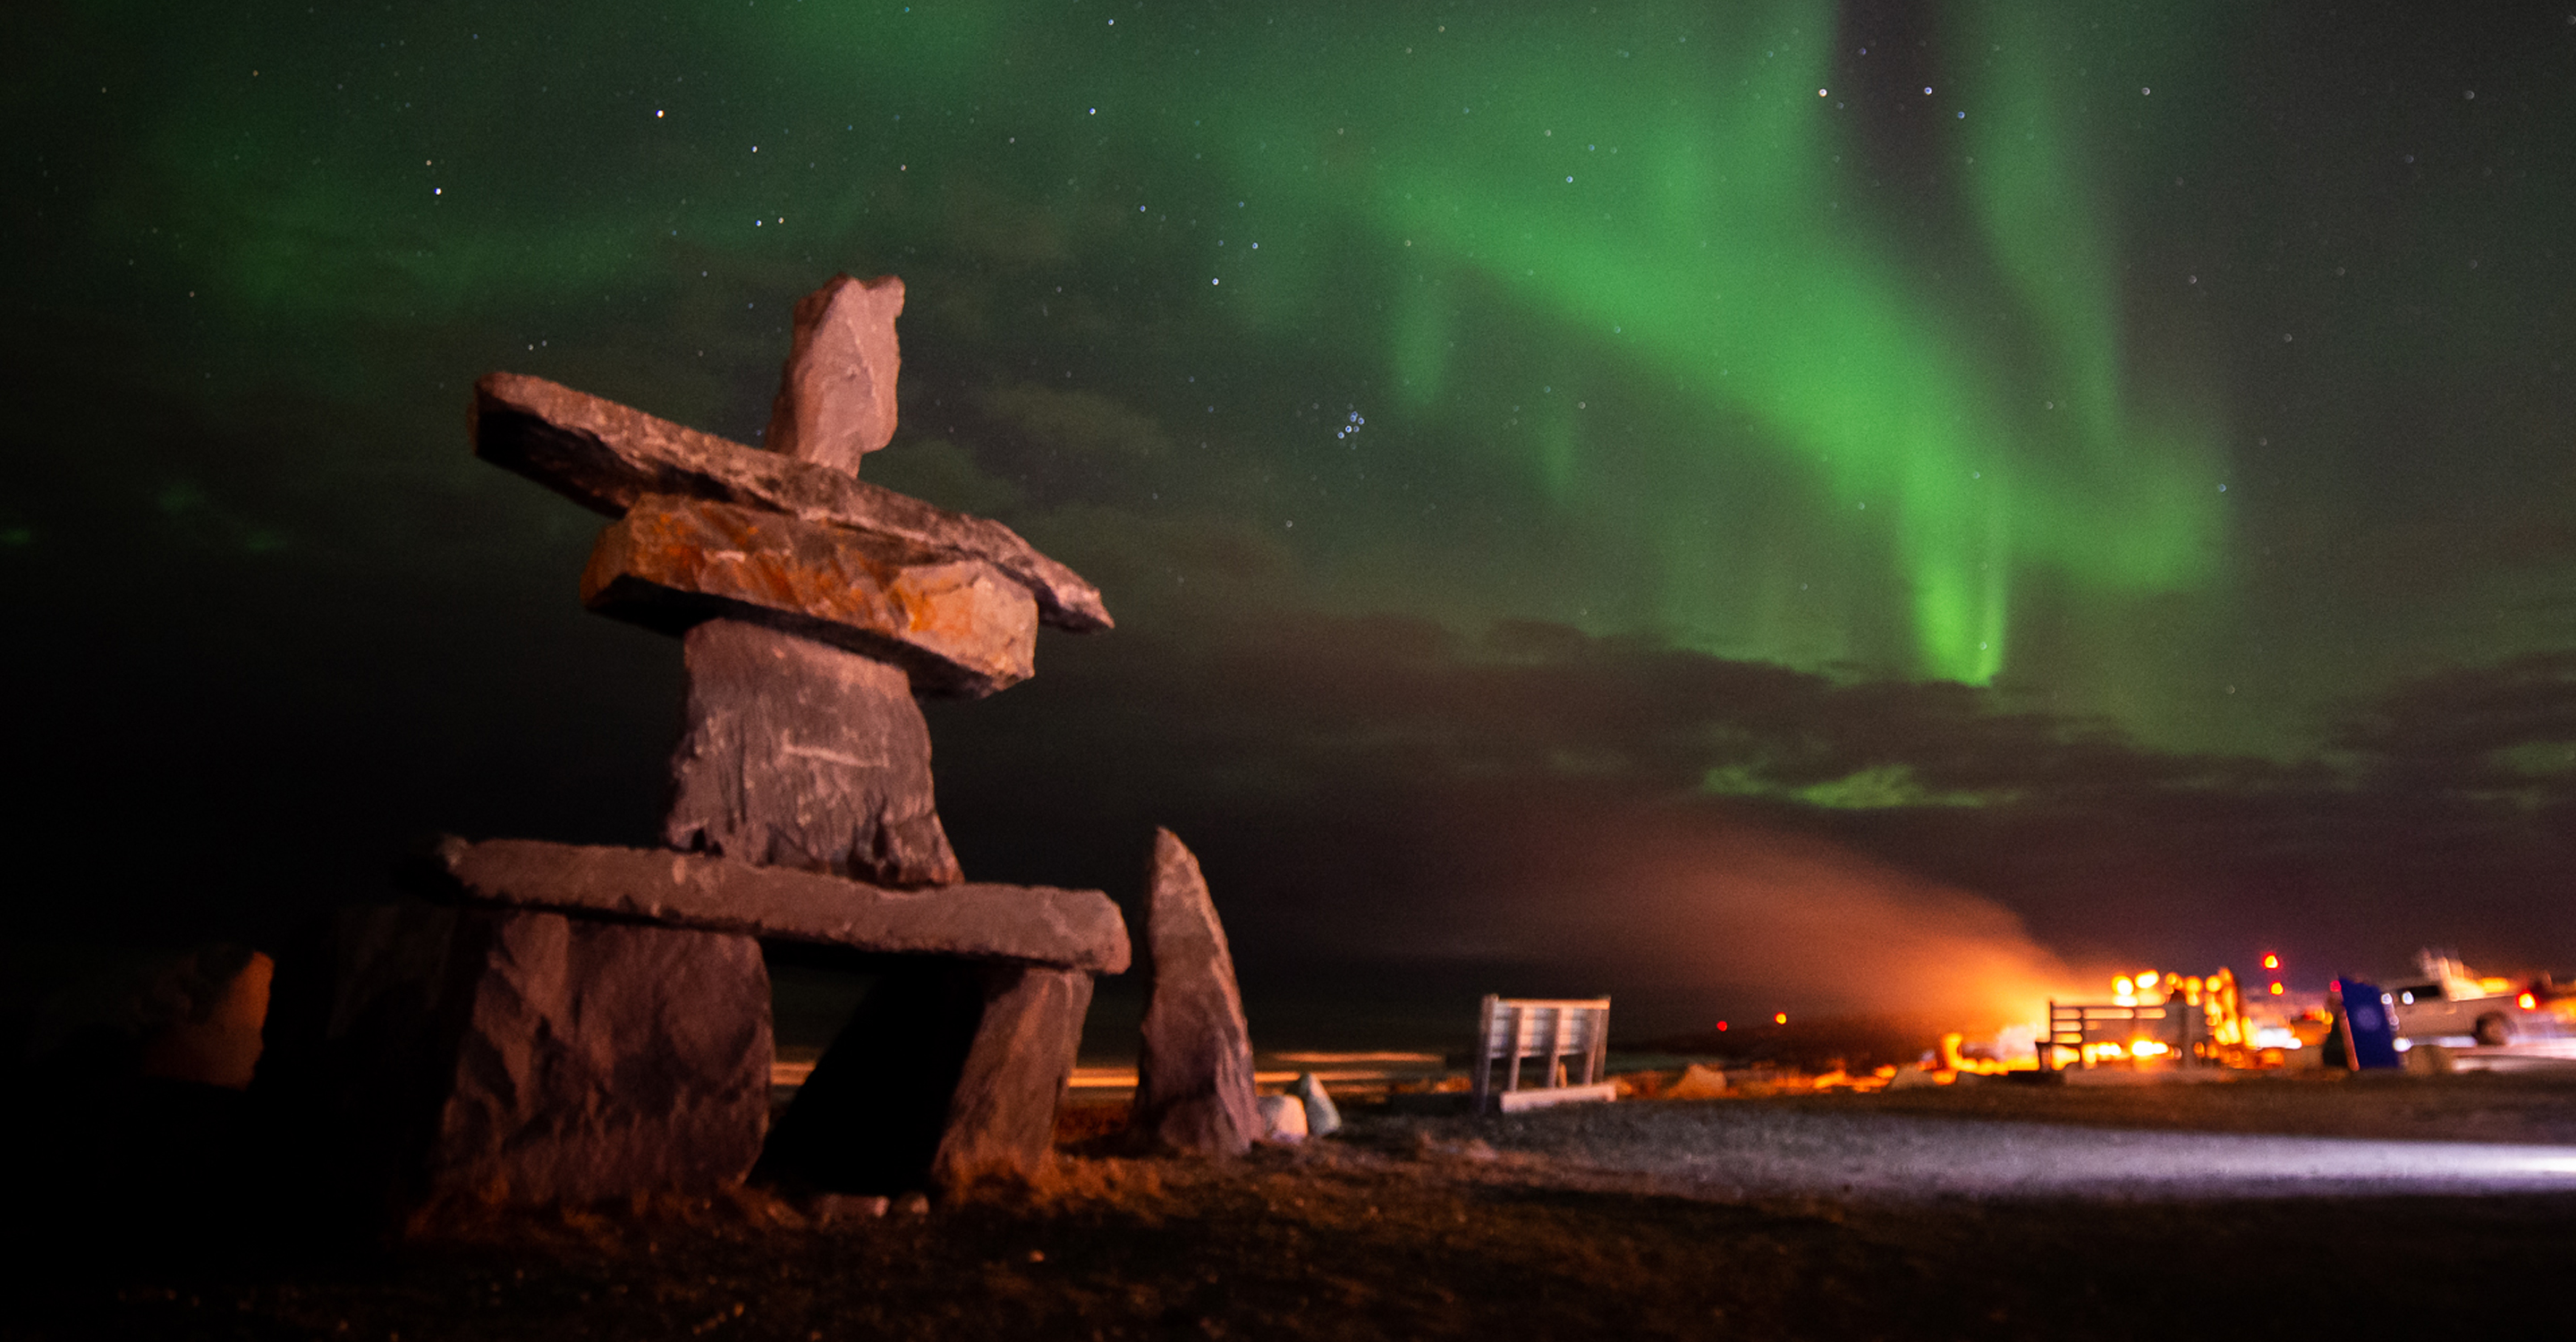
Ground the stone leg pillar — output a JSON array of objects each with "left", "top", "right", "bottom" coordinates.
[
  {"left": 757, "top": 959, "right": 1095, "bottom": 1195},
  {"left": 932, "top": 965, "right": 1094, "bottom": 1191},
  {"left": 428, "top": 911, "right": 773, "bottom": 1205},
  {"left": 754, "top": 962, "right": 987, "bottom": 1194},
  {"left": 259, "top": 903, "right": 773, "bottom": 1215}
]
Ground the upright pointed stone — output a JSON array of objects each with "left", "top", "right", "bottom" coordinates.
[
  {"left": 766, "top": 274, "right": 904, "bottom": 474},
  {"left": 1131, "top": 829, "right": 1258, "bottom": 1156},
  {"left": 665, "top": 618, "right": 963, "bottom": 888}
]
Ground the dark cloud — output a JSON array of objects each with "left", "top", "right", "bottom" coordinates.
[{"left": 906, "top": 607, "right": 2569, "bottom": 1025}]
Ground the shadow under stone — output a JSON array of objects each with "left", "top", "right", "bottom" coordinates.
[{"left": 756, "top": 956, "right": 988, "bottom": 1194}]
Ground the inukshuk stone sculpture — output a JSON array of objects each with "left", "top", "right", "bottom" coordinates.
[{"left": 267, "top": 275, "right": 1123, "bottom": 1210}]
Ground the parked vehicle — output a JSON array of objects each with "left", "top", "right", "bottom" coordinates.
[{"left": 2387, "top": 949, "right": 2549, "bottom": 1048}]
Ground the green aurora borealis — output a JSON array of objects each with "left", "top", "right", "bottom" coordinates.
[
  {"left": 9, "top": 1, "right": 2574, "bottom": 1000},
  {"left": 29, "top": 4, "right": 2564, "bottom": 716}
]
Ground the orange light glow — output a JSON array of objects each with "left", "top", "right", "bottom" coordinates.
[
  {"left": 2269, "top": 981, "right": 2284, "bottom": 995},
  {"left": 2262, "top": 954, "right": 2280, "bottom": 970},
  {"left": 2139, "top": 971, "right": 2161, "bottom": 990},
  {"left": 1773, "top": 1012, "right": 1788, "bottom": 1025},
  {"left": 2521, "top": 993, "right": 2538, "bottom": 1010},
  {"left": 2113, "top": 975, "right": 2136, "bottom": 997}
]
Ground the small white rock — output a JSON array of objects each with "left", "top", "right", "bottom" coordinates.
[
  {"left": 1292, "top": 1072, "right": 1343, "bottom": 1137},
  {"left": 1256, "top": 1093, "right": 1309, "bottom": 1142}
]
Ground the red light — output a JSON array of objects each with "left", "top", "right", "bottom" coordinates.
[
  {"left": 2269, "top": 981, "right": 2284, "bottom": 996},
  {"left": 2262, "top": 954, "right": 2279, "bottom": 970},
  {"left": 1774, "top": 1012, "right": 1788, "bottom": 1025},
  {"left": 1716, "top": 1021, "right": 1729, "bottom": 1032},
  {"left": 2521, "top": 993, "right": 2538, "bottom": 1010}
]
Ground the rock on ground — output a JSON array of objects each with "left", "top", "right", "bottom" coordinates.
[
  {"left": 1292, "top": 1072, "right": 1343, "bottom": 1137},
  {"left": 1256, "top": 1093, "right": 1308, "bottom": 1142},
  {"left": 22, "top": 943, "right": 273, "bottom": 1090},
  {"left": 1131, "top": 828, "right": 1259, "bottom": 1156},
  {"left": 665, "top": 618, "right": 963, "bottom": 888}
]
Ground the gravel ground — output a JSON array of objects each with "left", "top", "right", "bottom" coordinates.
[
  {"left": 7, "top": 1070, "right": 2574, "bottom": 1340},
  {"left": 1448, "top": 1080, "right": 2576, "bottom": 1202}
]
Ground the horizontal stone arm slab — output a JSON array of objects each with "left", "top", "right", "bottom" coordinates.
[
  {"left": 472, "top": 371, "right": 1112, "bottom": 633},
  {"left": 584, "top": 495, "right": 1035, "bottom": 698},
  {"left": 430, "top": 837, "right": 1130, "bottom": 975}
]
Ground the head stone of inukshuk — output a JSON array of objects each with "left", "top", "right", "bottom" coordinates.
[{"left": 471, "top": 274, "right": 1113, "bottom": 889}]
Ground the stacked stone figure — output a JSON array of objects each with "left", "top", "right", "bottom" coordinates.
[{"left": 263, "top": 276, "right": 1135, "bottom": 1211}]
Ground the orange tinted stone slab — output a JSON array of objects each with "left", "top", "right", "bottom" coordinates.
[{"left": 581, "top": 493, "right": 1037, "bottom": 698}]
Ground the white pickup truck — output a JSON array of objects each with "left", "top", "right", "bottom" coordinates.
[{"left": 2387, "top": 950, "right": 2549, "bottom": 1048}]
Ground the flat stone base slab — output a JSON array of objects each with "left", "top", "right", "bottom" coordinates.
[{"left": 430, "top": 837, "right": 1131, "bottom": 975}]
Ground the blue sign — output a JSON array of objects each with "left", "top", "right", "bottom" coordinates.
[{"left": 2337, "top": 979, "right": 2402, "bottom": 1070}]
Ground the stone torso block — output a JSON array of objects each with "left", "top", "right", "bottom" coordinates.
[{"left": 665, "top": 618, "right": 963, "bottom": 888}]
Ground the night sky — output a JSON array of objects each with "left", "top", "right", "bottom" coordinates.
[{"left": 10, "top": 2, "right": 2573, "bottom": 1040}]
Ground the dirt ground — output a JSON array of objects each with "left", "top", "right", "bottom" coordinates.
[{"left": 7, "top": 1070, "right": 2573, "bottom": 1341}]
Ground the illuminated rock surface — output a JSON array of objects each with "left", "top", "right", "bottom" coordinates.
[
  {"left": 1292, "top": 1071, "right": 1343, "bottom": 1137},
  {"left": 663, "top": 617, "right": 962, "bottom": 885},
  {"left": 261, "top": 903, "right": 771, "bottom": 1210},
  {"left": 432, "top": 835, "right": 1130, "bottom": 974},
  {"left": 585, "top": 499, "right": 1035, "bottom": 699},
  {"left": 765, "top": 273, "right": 904, "bottom": 473},
  {"left": 471, "top": 370, "right": 1111, "bottom": 632},
  {"left": 1131, "top": 828, "right": 1259, "bottom": 1157},
  {"left": 931, "top": 965, "right": 1094, "bottom": 1189}
]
